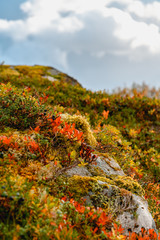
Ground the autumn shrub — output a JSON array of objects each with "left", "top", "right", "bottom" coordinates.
[
  {"left": 0, "top": 176, "right": 34, "bottom": 239},
  {"left": 0, "top": 83, "right": 46, "bottom": 130}
]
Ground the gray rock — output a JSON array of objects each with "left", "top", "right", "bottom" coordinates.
[
  {"left": 62, "top": 155, "right": 157, "bottom": 236},
  {"left": 65, "top": 166, "right": 92, "bottom": 177},
  {"left": 47, "top": 67, "right": 82, "bottom": 87},
  {"left": 117, "top": 194, "right": 157, "bottom": 235},
  {"left": 103, "top": 185, "right": 115, "bottom": 198},
  {"left": 90, "top": 156, "right": 125, "bottom": 176},
  {"left": 83, "top": 195, "right": 93, "bottom": 205},
  {"left": 47, "top": 67, "right": 60, "bottom": 76},
  {"left": 42, "top": 75, "right": 57, "bottom": 82}
]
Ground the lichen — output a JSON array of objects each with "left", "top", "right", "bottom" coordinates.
[
  {"left": 113, "top": 176, "right": 145, "bottom": 196},
  {"left": 94, "top": 174, "right": 144, "bottom": 196},
  {"left": 88, "top": 165, "right": 107, "bottom": 177},
  {"left": 68, "top": 175, "right": 96, "bottom": 197},
  {"left": 94, "top": 176, "right": 114, "bottom": 185}
]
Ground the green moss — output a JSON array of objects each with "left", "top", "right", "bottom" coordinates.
[
  {"left": 94, "top": 176, "right": 114, "bottom": 185},
  {"left": 88, "top": 165, "right": 107, "bottom": 177},
  {"left": 113, "top": 176, "right": 145, "bottom": 196},
  {"left": 91, "top": 175, "right": 144, "bottom": 196},
  {"left": 66, "top": 174, "right": 141, "bottom": 216},
  {"left": 68, "top": 175, "right": 96, "bottom": 197},
  {"left": 94, "top": 175, "right": 144, "bottom": 196}
]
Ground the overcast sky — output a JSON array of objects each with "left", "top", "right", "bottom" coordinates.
[{"left": 0, "top": 0, "right": 160, "bottom": 91}]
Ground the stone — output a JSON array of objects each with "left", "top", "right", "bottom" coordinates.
[
  {"left": 90, "top": 155, "right": 125, "bottom": 176},
  {"left": 42, "top": 75, "right": 57, "bottom": 82},
  {"left": 65, "top": 166, "right": 92, "bottom": 177},
  {"left": 47, "top": 67, "right": 60, "bottom": 76},
  {"left": 62, "top": 155, "right": 158, "bottom": 236},
  {"left": 117, "top": 194, "right": 157, "bottom": 235}
]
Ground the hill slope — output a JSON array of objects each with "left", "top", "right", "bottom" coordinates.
[{"left": 0, "top": 65, "right": 159, "bottom": 239}]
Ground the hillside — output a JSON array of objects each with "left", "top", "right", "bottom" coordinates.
[{"left": 0, "top": 65, "right": 160, "bottom": 239}]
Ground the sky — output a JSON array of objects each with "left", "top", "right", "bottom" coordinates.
[{"left": 0, "top": 0, "right": 160, "bottom": 92}]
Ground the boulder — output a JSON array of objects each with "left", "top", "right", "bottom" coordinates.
[
  {"left": 117, "top": 194, "right": 157, "bottom": 235},
  {"left": 63, "top": 154, "right": 157, "bottom": 235}
]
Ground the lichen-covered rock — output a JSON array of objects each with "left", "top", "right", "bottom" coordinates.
[
  {"left": 47, "top": 67, "right": 61, "bottom": 76},
  {"left": 47, "top": 67, "right": 82, "bottom": 86},
  {"left": 117, "top": 194, "right": 157, "bottom": 235},
  {"left": 42, "top": 75, "right": 57, "bottom": 82},
  {"left": 65, "top": 166, "right": 92, "bottom": 177},
  {"left": 62, "top": 154, "right": 157, "bottom": 235},
  {"left": 90, "top": 155, "right": 125, "bottom": 176}
]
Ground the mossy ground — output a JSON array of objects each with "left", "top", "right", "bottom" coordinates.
[{"left": 0, "top": 65, "right": 159, "bottom": 239}]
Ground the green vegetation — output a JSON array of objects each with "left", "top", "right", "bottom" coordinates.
[{"left": 0, "top": 65, "right": 159, "bottom": 239}]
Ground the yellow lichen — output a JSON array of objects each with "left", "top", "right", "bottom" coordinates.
[
  {"left": 113, "top": 176, "right": 145, "bottom": 196},
  {"left": 94, "top": 176, "right": 114, "bottom": 185},
  {"left": 68, "top": 175, "right": 96, "bottom": 196},
  {"left": 88, "top": 165, "right": 106, "bottom": 177}
]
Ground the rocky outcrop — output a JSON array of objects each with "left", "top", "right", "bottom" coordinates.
[
  {"left": 47, "top": 67, "right": 82, "bottom": 87},
  {"left": 117, "top": 194, "right": 157, "bottom": 235},
  {"left": 34, "top": 111, "right": 157, "bottom": 236},
  {"left": 63, "top": 155, "right": 157, "bottom": 235}
]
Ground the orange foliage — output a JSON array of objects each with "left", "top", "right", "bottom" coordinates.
[{"left": 102, "top": 110, "right": 109, "bottom": 120}]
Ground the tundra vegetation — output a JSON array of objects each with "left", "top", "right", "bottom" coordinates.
[{"left": 0, "top": 65, "right": 160, "bottom": 239}]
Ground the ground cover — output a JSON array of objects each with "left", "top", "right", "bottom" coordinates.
[{"left": 0, "top": 65, "right": 159, "bottom": 239}]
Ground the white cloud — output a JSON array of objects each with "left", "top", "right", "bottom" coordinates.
[
  {"left": 19, "top": 0, "right": 108, "bottom": 34},
  {"left": 103, "top": 7, "right": 160, "bottom": 53},
  {"left": 127, "top": 1, "right": 160, "bottom": 22},
  {"left": 0, "top": 0, "right": 160, "bottom": 59}
]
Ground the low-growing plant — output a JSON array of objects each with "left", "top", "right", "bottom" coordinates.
[{"left": 0, "top": 83, "right": 46, "bottom": 130}]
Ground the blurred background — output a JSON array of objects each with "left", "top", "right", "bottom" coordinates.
[{"left": 0, "top": 0, "right": 160, "bottom": 91}]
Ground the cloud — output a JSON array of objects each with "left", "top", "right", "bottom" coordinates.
[
  {"left": 127, "top": 1, "right": 160, "bottom": 22},
  {"left": 0, "top": 0, "right": 160, "bottom": 55},
  {"left": 103, "top": 7, "right": 160, "bottom": 54}
]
